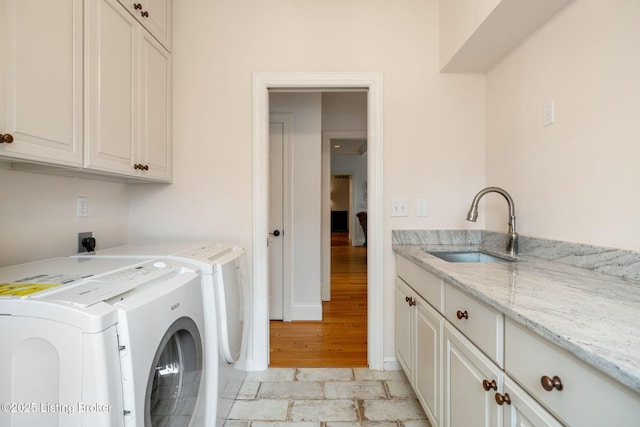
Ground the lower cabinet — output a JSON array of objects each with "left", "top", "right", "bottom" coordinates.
[
  {"left": 396, "top": 255, "right": 565, "bottom": 427},
  {"left": 396, "top": 277, "right": 443, "bottom": 426}
]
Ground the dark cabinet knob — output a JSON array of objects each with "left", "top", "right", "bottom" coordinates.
[
  {"left": 456, "top": 310, "right": 469, "bottom": 320},
  {"left": 270, "top": 229, "right": 281, "bottom": 237},
  {"left": 133, "top": 3, "right": 142, "bottom": 9},
  {"left": 482, "top": 379, "right": 497, "bottom": 391},
  {"left": 495, "top": 392, "right": 511, "bottom": 406},
  {"left": 1, "top": 133, "right": 14, "bottom": 143},
  {"left": 141, "top": 10, "right": 149, "bottom": 17},
  {"left": 541, "top": 375, "right": 563, "bottom": 392}
]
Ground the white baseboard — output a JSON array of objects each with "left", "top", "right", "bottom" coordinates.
[
  {"left": 384, "top": 357, "right": 401, "bottom": 371},
  {"left": 291, "top": 304, "right": 323, "bottom": 321}
]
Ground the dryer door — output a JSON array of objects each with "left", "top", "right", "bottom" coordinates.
[
  {"left": 216, "top": 258, "right": 246, "bottom": 363},
  {"left": 146, "top": 316, "right": 203, "bottom": 426}
]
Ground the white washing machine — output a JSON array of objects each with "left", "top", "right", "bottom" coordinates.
[
  {"left": 0, "top": 257, "right": 208, "bottom": 427},
  {"left": 75, "top": 241, "right": 249, "bottom": 426}
]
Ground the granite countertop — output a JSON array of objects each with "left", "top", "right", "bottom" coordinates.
[{"left": 393, "top": 243, "right": 640, "bottom": 395}]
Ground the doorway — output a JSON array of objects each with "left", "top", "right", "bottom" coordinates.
[{"left": 252, "top": 72, "right": 383, "bottom": 372}]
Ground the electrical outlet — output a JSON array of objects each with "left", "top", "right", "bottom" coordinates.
[
  {"left": 77, "top": 197, "right": 88, "bottom": 217},
  {"left": 543, "top": 100, "right": 555, "bottom": 126},
  {"left": 78, "top": 231, "right": 93, "bottom": 253},
  {"left": 417, "top": 198, "right": 429, "bottom": 217}
]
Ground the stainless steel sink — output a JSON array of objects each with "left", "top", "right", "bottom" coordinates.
[{"left": 425, "top": 250, "right": 514, "bottom": 263}]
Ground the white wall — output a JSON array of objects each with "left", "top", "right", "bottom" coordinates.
[
  {"left": 128, "top": 0, "right": 486, "bottom": 364},
  {"left": 485, "top": 0, "right": 640, "bottom": 251},
  {"left": 0, "top": 164, "right": 129, "bottom": 267},
  {"left": 270, "top": 92, "right": 323, "bottom": 320}
]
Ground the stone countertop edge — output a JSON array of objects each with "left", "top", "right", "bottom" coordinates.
[{"left": 392, "top": 243, "right": 640, "bottom": 395}]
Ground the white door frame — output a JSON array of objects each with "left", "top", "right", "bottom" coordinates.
[{"left": 252, "top": 72, "right": 383, "bottom": 371}]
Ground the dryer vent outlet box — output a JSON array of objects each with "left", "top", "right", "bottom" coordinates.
[{"left": 78, "top": 232, "right": 94, "bottom": 252}]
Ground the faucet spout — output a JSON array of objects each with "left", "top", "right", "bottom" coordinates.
[{"left": 466, "top": 186, "right": 518, "bottom": 255}]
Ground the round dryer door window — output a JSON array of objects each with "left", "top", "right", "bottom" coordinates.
[{"left": 146, "top": 317, "right": 203, "bottom": 426}]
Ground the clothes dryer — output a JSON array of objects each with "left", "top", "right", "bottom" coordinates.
[
  {"left": 0, "top": 257, "right": 208, "bottom": 427},
  {"left": 75, "top": 241, "right": 249, "bottom": 426}
]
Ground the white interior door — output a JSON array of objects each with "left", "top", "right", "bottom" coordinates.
[{"left": 268, "top": 114, "right": 292, "bottom": 321}]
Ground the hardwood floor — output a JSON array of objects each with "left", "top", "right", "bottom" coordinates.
[{"left": 269, "top": 232, "right": 368, "bottom": 367}]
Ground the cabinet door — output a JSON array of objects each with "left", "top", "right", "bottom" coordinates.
[
  {"left": 0, "top": 0, "right": 83, "bottom": 166},
  {"left": 502, "top": 377, "right": 563, "bottom": 427},
  {"left": 444, "top": 323, "right": 502, "bottom": 427},
  {"left": 85, "top": 0, "right": 139, "bottom": 176},
  {"left": 415, "top": 297, "right": 443, "bottom": 427},
  {"left": 139, "top": 30, "right": 172, "bottom": 182},
  {"left": 395, "top": 278, "right": 414, "bottom": 378},
  {"left": 118, "top": 0, "right": 171, "bottom": 50}
]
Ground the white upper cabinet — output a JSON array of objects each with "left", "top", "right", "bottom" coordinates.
[
  {"left": 0, "top": 0, "right": 83, "bottom": 167},
  {"left": 139, "top": 30, "right": 172, "bottom": 181},
  {"left": 118, "top": 0, "right": 172, "bottom": 51},
  {"left": 85, "top": 0, "right": 172, "bottom": 182}
]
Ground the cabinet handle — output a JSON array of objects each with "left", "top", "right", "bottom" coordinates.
[
  {"left": 494, "top": 392, "right": 511, "bottom": 406},
  {"left": 405, "top": 296, "right": 411, "bottom": 303},
  {"left": 141, "top": 10, "right": 149, "bottom": 17},
  {"left": 409, "top": 297, "right": 416, "bottom": 307},
  {"left": 456, "top": 310, "right": 468, "bottom": 320},
  {"left": 134, "top": 164, "right": 150, "bottom": 171},
  {"left": 133, "top": 3, "right": 142, "bottom": 10},
  {"left": 540, "top": 375, "right": 563, "bottom": 392},
  {"left": 482, "top": 379, "right": 497, "bottom": 391},
  {"left": 1, "top": 133, "right": 14, "bottom": 143}
]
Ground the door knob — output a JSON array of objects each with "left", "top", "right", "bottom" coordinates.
[{"left": 270, "top": 229, "right": 281, "bottom": 237}]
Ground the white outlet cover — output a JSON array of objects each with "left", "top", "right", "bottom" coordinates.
[
  {"left": 77, "top": 197, "right": 88, "bottom": 217},
  {"left": 417, "top": 198, "right": 429, "bottom": 217},
  {"left": 543, "top": 100, "right": 555, "bottom": 126}
]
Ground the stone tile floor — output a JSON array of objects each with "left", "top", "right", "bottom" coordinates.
[{"left": 226, "top": 368, "right": 432, "bottom": 427}]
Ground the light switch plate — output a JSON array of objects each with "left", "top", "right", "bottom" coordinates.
[{"left": 391, "top": 199, "right": 408, "bottom": 217}]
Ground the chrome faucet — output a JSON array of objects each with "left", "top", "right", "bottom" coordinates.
[{"left": 466, "top": 187, "right": 518, "bottom": 255}]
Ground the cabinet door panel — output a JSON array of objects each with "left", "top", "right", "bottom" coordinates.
[
  {"left": 0, "top": 0, "right": 82, "bottom": 166},
  {"left": 117, "top": 0, "right": 171, "bottom": 50},
  {"left": 506, "top": 319, "right": 640, "bottom": 427},
  {"left": 415, "top": 298, "right": 442, "bottom": 427},
  {"left": 444, "top": 323, "right": 502, "bottom": 427},
  {"left": 445, "top": 283, "right": 503, "bottom": 367},
  {"left": 502, "top": 377, "right": 563, "bottom": 427},
  {"left": 85, "top": 0, "right": 139, "bottom": 175},
  {"left": 395, "top": 278, "right": 413, "bottom": 377},
  {"left": 140, "top": 30, "right": 171, "bottom": 181}
]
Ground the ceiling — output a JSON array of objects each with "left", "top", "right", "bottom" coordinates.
[{"left": 330, "top": 138, "right": 367, "bottom": 156}]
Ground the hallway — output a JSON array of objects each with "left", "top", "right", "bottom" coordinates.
[{"left": 269, "top": 232, "right": 368, "bottom": 367}]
